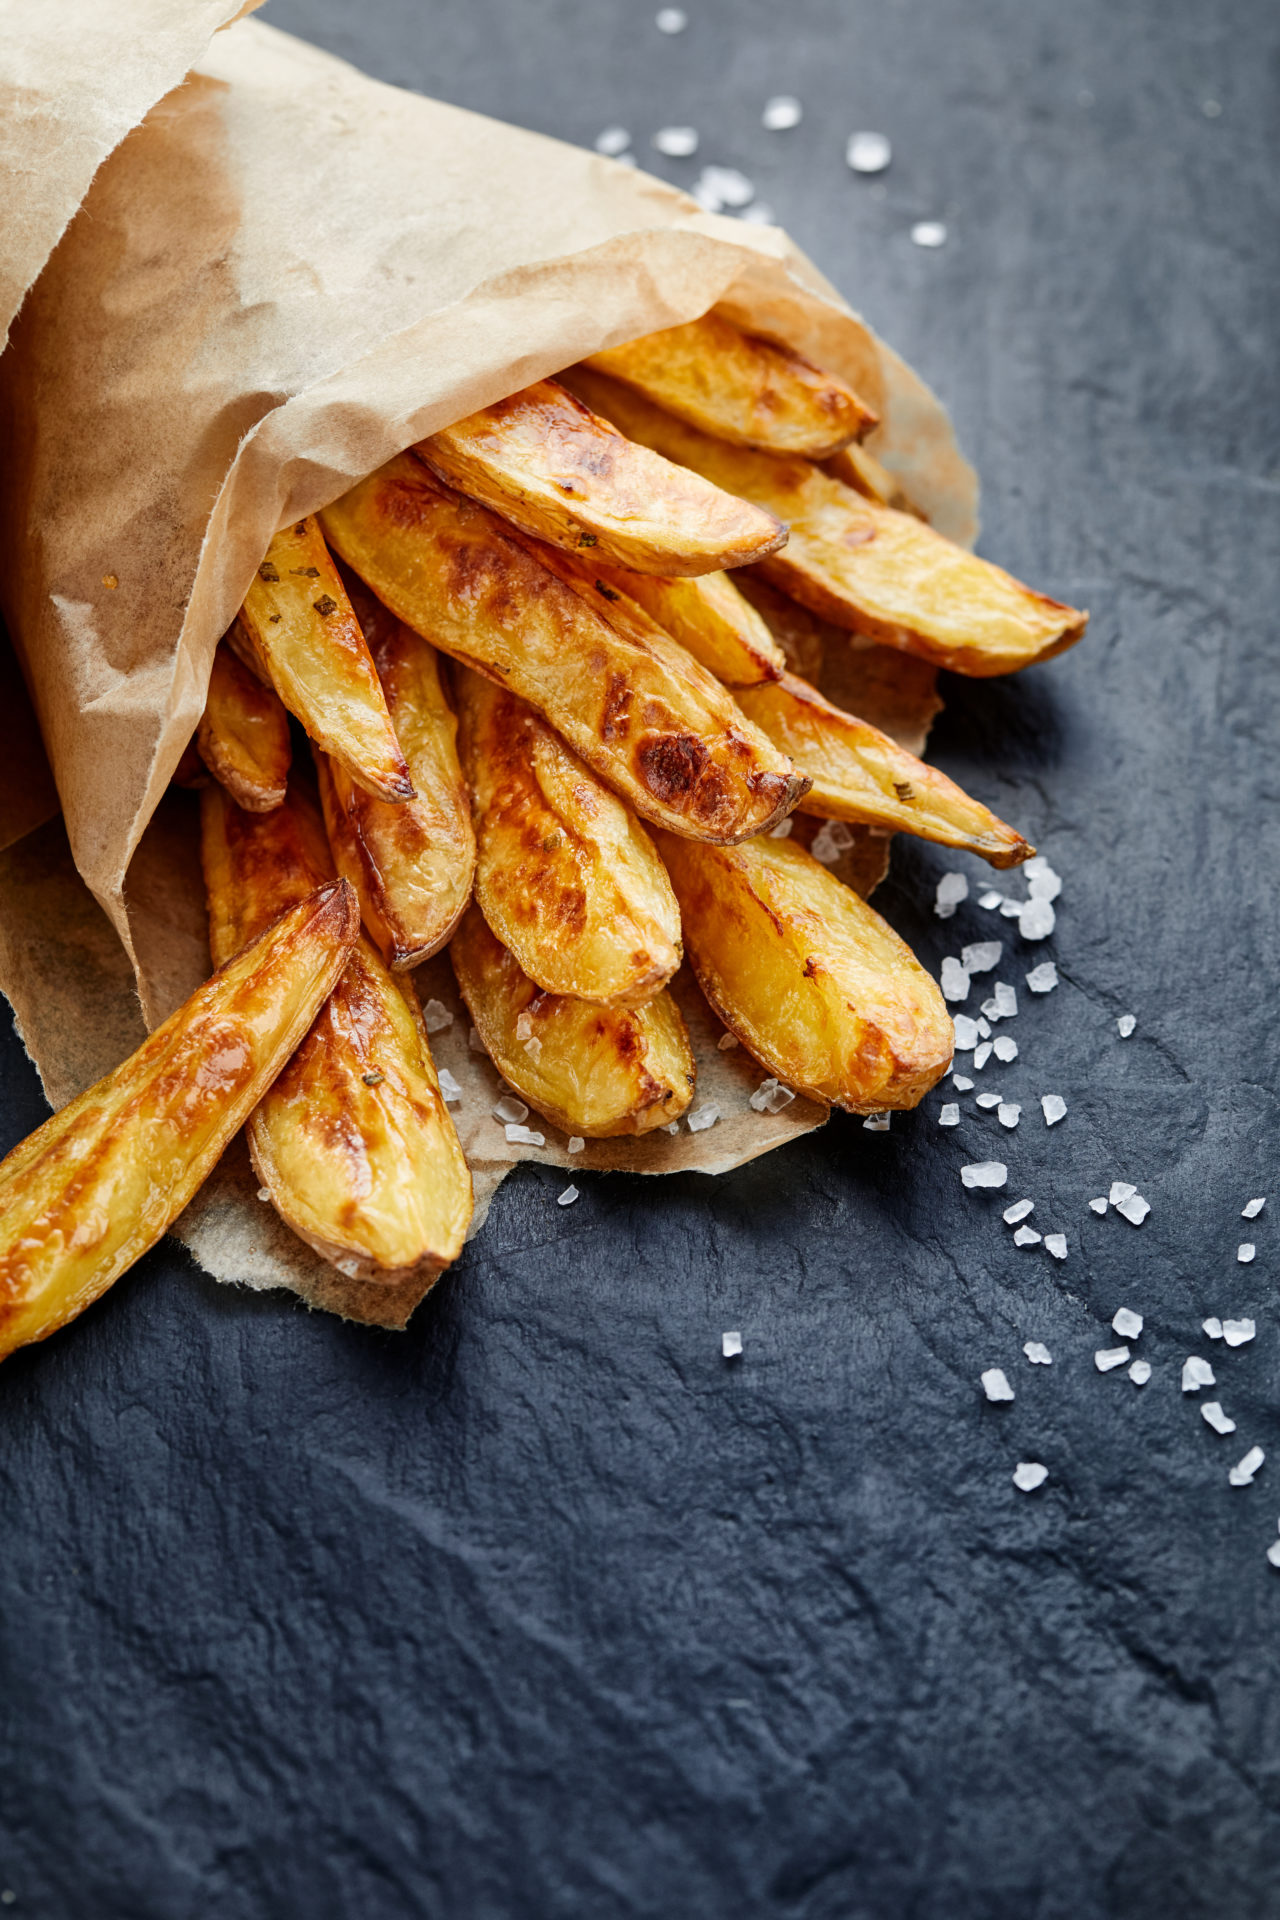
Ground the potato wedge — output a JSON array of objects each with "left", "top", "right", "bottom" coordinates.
[
  {"left": 455, "top": 665, "right": 681, "bottom": 1007},
  {"left": 824, "top": 440, "right": 923, "bottom": 518},
  {"left": 239, "top": 515, "right": 414, "bottom": 801},
  {"left": 321, "top": 456, "right": 809, "bottom": 842},
  {"left": 196, "top": 640, "right": 291, "bottom": 812},
  {"left": 657, "top": 831, "right": 953, "bottom": 1112},
  {"left": 451, "top": 906, "right": 694, "bottom": 1138},
  {"left": 736, "top": 672, "right": 1031, "bottom": 867},
  {"left": 573, "top": 562, "right": 785, "bottom": 687},
  {"left": 566, "top": 368, "right": 1088, "bottom": 677},
  {"left": 315, "top": 578, "right": 474, "bottom": 969},
  {"left": 417, "top": 379, "right": 786, "bottom": 576},
  {"left": 583, "top": 310, "right": 877, "bottom": 457},
  {"left": 202, "top": 782, "right": 472, "bottom": 1283},
  {"left": 0, "top": 880, "right": 358, "bottom": 1362}
]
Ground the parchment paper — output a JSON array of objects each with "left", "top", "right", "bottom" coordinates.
[{"left": 0, "top": 11, "right": 973, "bottom": 1327}]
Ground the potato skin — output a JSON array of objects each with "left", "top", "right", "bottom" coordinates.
[
  {"left": 202, "top": 782, "right": 472, "bottom": 1283},
  {"left": 197, "top": 640, "right": 291, "bottom": 811},
  {"left": 321, "top": 455, "right": 809, "bottom": 843},
  {"left": 583, "top": 311, "right": 878, "bottom": 458},
  {"left": 239, "top": 515, "right": 414, "bottom": 801},
  {"left": 455, "top": 667, "right": 681, "bottom": 1007},
  {"left": 657, "top": 830, "right": 953, "bottom": 1112},
  {"left": 567, "top": 368, "right": 1088, "bottom": 678},
  {"left": 451, "top": 906, "right": 695, "bottom": 1138},
  {"left": 316, "top": 578, "right": 474, "bottom": 969},
  {"left": 575, "top": 563, "right": 785, "bottom": 688},
  {"left": 736, "top": 671, "right": 1032, "bottom": 868},
  {"left": 0, "top": 880, "right": 358, "bottom": 1362},
  {"left": 418, "top": 378, "right": 787, "bottom": 576}
]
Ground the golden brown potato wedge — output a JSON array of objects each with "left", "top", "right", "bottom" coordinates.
[
  {"left": 583, "top": 310, "right": 877, "bottom": 457},
  {"left": 451, "top": 906, "right": 694, "bottom": 1138},
  {"left": 573, "top": 562, "right": 785, "bottom": 687},
  {"left": 239, "top": 515, "right": 414, "bottom": 802},
  {"left": 0, "top": 880, "right": 358, "bottom": 1362},
  {"left": 417, "top": 379, "right": 786, "bottom": 577},
  {"left": 736, "top": 672, "right": 1031, "bottom": 867},
  {"left": 321, "top": 456, "right": 809, "bottom": 843},
  {"left": 315, "top": 577, "right": 474, "bottom": 970},
  {"left": 454, "top": 665, "right": 681, "bottom": 1007},
  {"left": 566, "top": 368, "right": 1088, "bottom": 677},
  {"left": 202, "top": 782, "right": 472, "bottom": 1283},
  {"left": 657, "top": 831, "right": 953, "bottom": 1112},
  {"left": 197, "top": 640, "right": 291, "bottom": 812},
  {"left": 824, "top": 440, "right": 923, "bottom": 517}
]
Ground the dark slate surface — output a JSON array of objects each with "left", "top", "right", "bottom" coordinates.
[{"left": 2, "top": 1, "right": 1278, "bottom": 1914}]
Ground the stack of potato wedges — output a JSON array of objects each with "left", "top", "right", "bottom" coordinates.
[{"left": 0, "top": 311, "right": 1086, "bottom": 1360}]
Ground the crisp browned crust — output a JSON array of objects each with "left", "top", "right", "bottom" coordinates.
[{"left": 197, "top": 640, "right": 291, "bottom": 812}]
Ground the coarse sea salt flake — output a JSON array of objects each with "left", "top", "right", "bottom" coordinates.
[
  {"left": 653, "top": 125, "right": 698, "bottom": 156},
  {"left": 1044, "top": 1234, "right": 1068, "bottom": 1260},
  {"left": 998, "top": 1104, "right": 1021, "bottom": 1130},
  {"left": 993, "top": 1036, "right": 1019, "bottom": 1063},
  {"left": 722, "top": 1330, "right": 743, "bottom": 1357},
  {"left": 1024, "top": 1341, "right": 1053, "bottom": 1365},
  {"left": 438, "top": 1068, "right": 463, "bottom": 1104},
  {"left": 973, "top": 1041, "right": 994, "bottom": 1069},
  {"left": 1014, "top": 1226, "right": 1041, "bottom": 1247},
  {"left": 1116, "top": 1194, "right": 1150, "bottom": 1226},
  {"left": 1112, "top": 1307, "right": 1143, "bottom": 1339},
  {"left": 515, "top": 1011, "right": 534, "bottom": 1041},
  {"left": 1026, "top": 962, "right": 1058, "bottom": 994},
  {"left": 811, "top": 819, "right": 855, "bottom": 864},
  {"left": 595, "top": 126, "right": 631, "bottom": 155},
  {"left": 763, "top": 94, "right": 802, "bottom": 130},
  {"left": 1109, "top": 1181, "right": 1136, "bottom": 1205},
  {"left": 953, "top": 1073, "right": 974, "bottom": 1091},
  {"left": 1116, "top": 1013, "right": 1136, "bottom": 1038},
  {"left": 567, "top": 1137, "right": 585, "bottom": 1155},
  {"left": 962, "top": 1161, "right": 1007, "bottom": 1190},
  {"left": 1229, "top": 1447, "right": 1265, "bottom": 1487},
  {"left": 687, "top": 1103, "right": 720, "bottom": 1133},
  {"left": 939, "top": 1104, "right": 960, "bottom": 1127},
  {"left": 990, "top": 982, "right": 1018, "bottom": 1018},
  {"left": 1095, "top": 1347, "right": 1130, "bottom": 1372},
  {"left": 911, "top": 219, "right": 947, "bottom": 248},
  {"left": 1203, "top": 1317, "right": 1224, "bottom": 1340},
  {"left": 1003, "top": 1199, "right": 1035, "bottom": 1224},
  {"left": 1182, "top": 1356, "right": 1215, "bottom": 1392},
  {"left": 1222, "top": 1319, "right": 1256, "bottom": 1347},
  {"left": 979, "top": 890, "right": 1004, "bottom": 910},
  {"left": 505, "top": 1123, "right": 545, "bottom": 1147},
  {"left": 976, "top": 1091, "right": 1002, "bottom": 1110},
  {"left": 863, "top": 1111, "right": 891, "bottom": 1131},
  {"left": 523, "top": 1036, "right": 543, "bottom": 1061},
  {"left": 557, "top": 1185, "right": 579, "bottom": 1208},
  {"left": 1238, "top": 1243, "right": 1256, "bottom": 1264},
  {"left": 257, "top": 1188, "right": 270, "bottom": 1202},
  {"left": 738, "top": 202, "right": 775, "bottom": 224},
  {"left": 940, "top": 957, "right": 970, "bottom": 1002},
  {"left": 1041, "top": 1094, "right": 1067, "bottom": 1126},
  {"left": 422, "top": 999, "right": 453, "bottom": 1033},
  {"left": 758, "top": 1081, "right": 796, "bottom": 1115},
  {"left": 1202, "top": 1402, "right": 1237, "bottom": 1435},
  {"left": 847, "top": 130, "right": 892, "bottom": 173},
  {"left": 1013, "top": 1462, "right": 1048, "bottom": 1492},
  {"left": 696, "top": 164, "right": 754, "bottom": 208},
  {"left": 1027, "top": 864, "right": 1062, "bottom": 903},
  {"left": 1129, "top": 1359, "right": 1152, "bottom": 1386},
  {"left": 717, "top": 1031, "right": 740, "bottom": 1049},
  {"left": 493, "top": 1095, "right": 529, "bottom": 1124},
  {"left": 1019, "top": 897, "right": 1055, "bottom": 941},
  {"left": 953, "top": 1014, "right": 980, "bottom": 1051},
  {"left": 982, "top": 1368, "right": 1015, "bottom": 1403},
  {"left": 1243, "top": 1197, "right": 1266, "bottom": 1219},
  {"left": 999, "top": 897, "right": 1023, "bottom": 918},
  {"left": 1267, "top": 1540, "right": 1280, "bottom": 1569},
  {"left": 962, "top": 941, "right": 1002, "bottom": 974},
  {"left": 935, "top": 871, "right": 968, "bottom": 918},
  {"left": 1089, "top": 1197, "right": 1108, "bottom": 1215},
  {"left": 656, "top": 6, "right": 687, "bottom": 31},
  {"left": 976, "top": 1018, "right": 991, "bottom": 1038}
]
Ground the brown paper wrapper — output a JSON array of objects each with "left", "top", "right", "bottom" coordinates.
[{"left": 0, "top": 14, "right": 975, "bottom": 1328}]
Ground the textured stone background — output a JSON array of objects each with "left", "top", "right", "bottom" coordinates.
[{"left": 2, "top": 1, "right": 1278, "bottom": 1914}]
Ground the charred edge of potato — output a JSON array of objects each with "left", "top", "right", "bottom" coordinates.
[
  {"left": 450, "top": 905, "right": 695, "bottom": 1138},
  {"left": 196, "top": 641, "right": 291, "bottom": 812}
]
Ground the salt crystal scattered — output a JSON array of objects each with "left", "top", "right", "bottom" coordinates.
[
  {"left": 1229, "top": 1446, "right": 1265, "bottom": 1487},
  {"left": 1203, "top": 1317, "right": 1224, "bottom": 1340},
  {"left": 953, "top": 1014, "right": 980, "bottom": 1051},
  {"left": 961, "top": 1161, "right": 1007, "bottom": 1190},
  {"left": 515, "top": 1010, "right": 534, "bottom": 1041},
  {"left": 1024, "top": 1341, "right": 1053, "bottom": 1365},
  {"left": 939, "top": 1104, "right": 960, "bottom": 1127},
  {"left": 493, "top": 1095, "right": 529, "bottom": 1124},
  {"left": 940, "top": 957, "right": 970, "bottom": 1003},
  {"left": 976, "top": 1018, "right": 992, "bottom": 1039},
  {"left": 812, "top": 819, "right": 855, "bottom": 864},
  {"left": 722, "top": 1330, "right": 742, "bottom": 1358},
  {"left": 749, "top": 1078, "right": 795, "bottom": 1115},
  {"left": 1018, "top": 897, "right": 1055, "bottom": 941},
  {"left": 505, "top": 1123, "right": 546, "bottom": 1147},
  {"left": 978, "top": 890, "right": 1004, "bottom": 910},
  {"left": 1089, "top": 1197, "right": 1108, "bottom": 1215},
  {"left": 1267, "top": 1540, "right": 1280, "bottom": 1569},
  {"left": 568, "top": 1137, "right": 585, "bottom": 1155},
  {"left": 664, "top": 1122, "right": 680, "bottom": 1134},
  {"left": 985, "top": 982, "right": 1018, "bottom": 1019},
  {"left": 999, "top": 897, "right": 1024, "bottom": 918},
  {"left": 1013, "top": 1226, "right": 1042, "bottom": 1247},
  {"left": 557, "top": 1185, "right": 579, "bottom": 1208},
  {"left": 257, "top": 1187, "right": 270, "bottom": 1202},
  {"left": 1041, "top": 1094, "right": 1067, "bottom": 1126},
  {"left": 422, "top": 999, "right": 453, "bottom": 1033},
  {"left": 655, "top": 6, "right": 687, "bottom": 30},
  {"left": 981, "top": 1368, "right": 1015, "bottom": 1403},
  {"left": 762, "top": 94, "right": 802, "bottom": 131},
  {"left": 768, "top": 817, "right": 793, "bottom": 838},
  {"left": 992, "top": 1036, "right": 1019, "bottom": 1063},
  {"left": 1003, "top": 1200, "right": 1035, "bottom": 1224},
  {"left": 934, "top": 870, "right": 968, "bottom": 918},
  {"left": 653, "top": 125, "right": 698, "bottom": 157},
  {"left": 1112, "top": 1307, "right": 1143, "bottom": 1339},
  {"left": 695, "top": 164, "right": 755, "bottom": 209},
  {"left": 1222, "top": 1319, "right": 1256, "bottom": 1348},
  {"left": 1025, "top": 858, "right": 1062, "bottom": 903},
  {"left": 437, "top": 1068, "right": 463, "bottom": 1104},
  {"left": 1026, "top": 962, "right": 1059, "bottom": 994},
  {"left": 1242, "top": 1197, "right": 1266, "bottom": 1219},
  {"left": 976, "top": 1091, "right": 1002, "bottom": 1110},
  {"left": 469, "top": 1026, "right": 487, "bottom": 1053},
  {"left": 738, "top": 202, "right": 775, "bottom": 225},
  {"left": 1013, "top": 1462, "right": 1048, "bottom": 1492},
  {"left": 687, "top": 1103, "right": 720, "bottom": 1133},
  {"left": 1109, "top": 1181, "right": 1136, "bottom": 1205},
  {"left": 717, "top": 1030, "right": 740, "bottom": 1049},
  {"left": 1129, "top": 1360, "right": 1152, "bottom": 1386},
  {"left": 847, "top": 131, "right": 892, "bottom": 174},
  {"left": 1202, "top": 1402, "right": 1237, "bottom": 1436},
  {"left": 962, "top": 941, "right": 1002, "bottom": 974},
  {"left": 863, "top": 1111, "right": 891, "bottom": 1131},
  {"left": 1238, "top": 1243, "right": 1256, "bottom": 1264},
  {"left": 523, "top": 1036, "right": 543, "bottom": 1061},
  {"left": 973, "top": 1041, "right": 994, "bottom": 1069},
  {"left": 1095, "top": 1347, "right": 1130, "bottom": 1372},
  {"left": 595, "top": 126, "right": 631, "bottom": 155},
  {"left": 998, "top": 1104, "right": 1022, "bottom": 1130},
  {"left": 1044, "top": 1235, "right": 1067, "bottom": 1260},
  {"left": 1115, "top": 1194, "right": 1150, "bottom": 1226},
  {"left": 1116, "top": 1013, "right": 1136, "bottom": 1038},
  {"left": 910, "top": 220, "right": 947, "bottom": 248},
  {"left": 1182, "top": 1356, "right": 1215, "bottom": 1393},
  {"left": 952, "top": 1073, "right": 974, "bottom": 1091},
  {"left": 614, "top": 152, "right": 638, "bottom": 168}
]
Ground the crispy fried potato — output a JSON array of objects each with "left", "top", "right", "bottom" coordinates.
[
  {"left": 315, "top": 578, "right": 474, "bottom": 969},
  {"left": 202, "top": 782, "right": 472, "bottom": 1283},
  {"left": 736, "top": 672, "right": 1031, "bottom": 867},
  {"left": 657, "top": 831, "right": 953, "bottom": 1112},
  {"left": 0, "top": 880, "right": 358, "bottom": 1362},
  {"left": 196, "top": 640, "right": 291, "bottom": 811},
  {"left": 824, "top": 441, "right": 923, "bottom": 517},
  {"left": 417, "top": 379, "right": 786, "bottom": 576},
  {"left": 566, "top": 368, "right": 1088, "bottom": 677},
  {"left": 321, "top": 456, "right": 808, "bottom": 842},
  {"left": 239, "top": 515, "right": 414, "bottom": 801},
  {"left": 451, "top": 906, "right": 694, "bottom": 1137},
  {"left": 455, "top": 665, "right": 681, "bottom": 1007},
  {"left": 573, "top": 562, "right": 785, "bottom": 687},
  {"left": 583, "top": 310, "right": 877, "bottom": 457}
]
